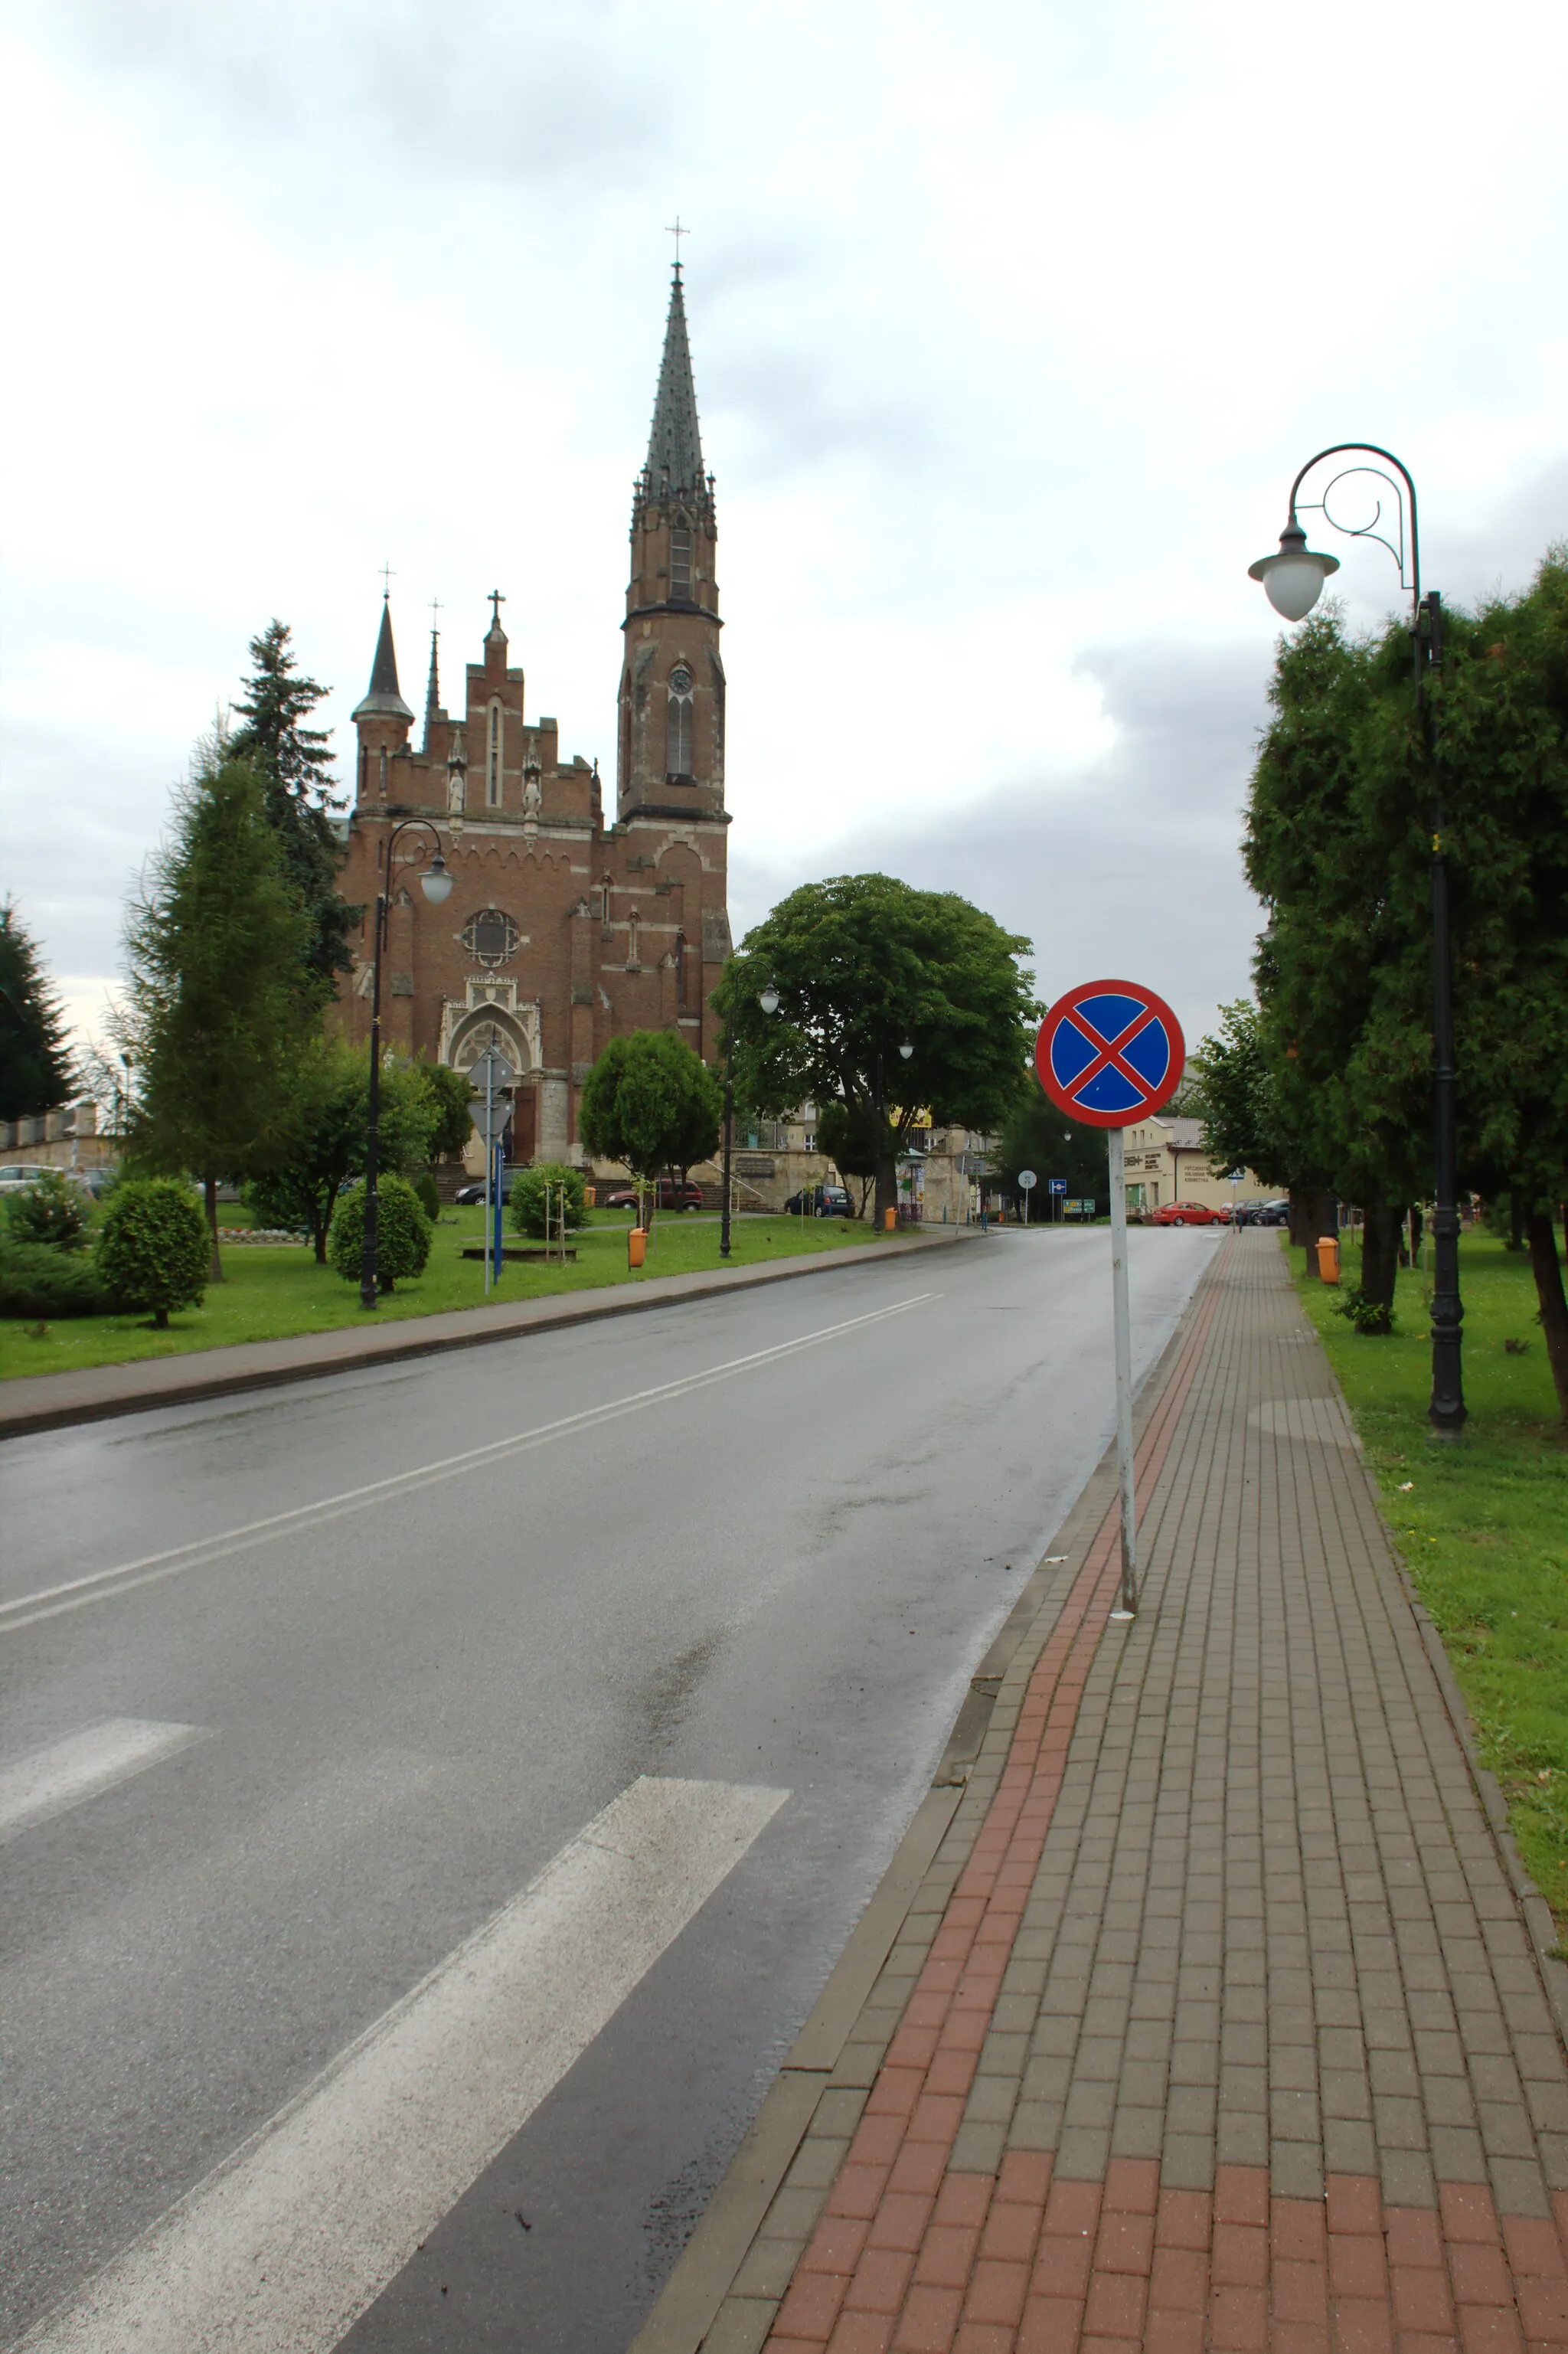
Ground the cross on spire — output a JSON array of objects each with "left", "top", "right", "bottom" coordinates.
[
  {"left": 488, "top": 588, "right": 506, "bottom": 631},
  {"left": 379, "top": 561, "right": 395, "bottom": 598},
  {"left": 665, "top": 215, "right": 690, "bottom": 267},
  {"left": 429, "top": 596, "right": 442, "bottom": 633}
]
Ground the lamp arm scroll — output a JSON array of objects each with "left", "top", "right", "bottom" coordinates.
[{"left": 1285, "top": 442, "right": 1421, "bottom": 612}]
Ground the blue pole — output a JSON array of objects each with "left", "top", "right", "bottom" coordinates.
[{"left": 492, "top": 1139, "right": 504, "bottom": 1277}]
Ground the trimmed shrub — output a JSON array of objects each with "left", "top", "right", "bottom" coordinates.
[
  {"left": 96, "top": 1178, "right": 209, "bottom": 1327},
  {"left": 509, "top": 1162, "right": 587, "bottom": 1240},
  {"left": 413, "top": 1171, "right": 441, "bottom": 1222},
  {"left": 5, "top": 1169, "right": 92, "bottom": 1253},
  {"left": 0, "top": 1241, "right": 109, "bottom": 1318},
  {"left": 328, "top": 1176, "right": 432, "bottom": 1292}
]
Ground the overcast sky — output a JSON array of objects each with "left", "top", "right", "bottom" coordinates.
[{"left": 3, "top": 0, "right": 1566, "bottom": 1064}]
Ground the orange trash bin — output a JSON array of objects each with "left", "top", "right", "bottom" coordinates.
[
  {"left": 1316, "top": 1235, "right": 1340, "bottom": 1283},
  {"left": 884, "top": 1206, "right": 897, "bottom": 1232},
  {"left": 628, "top": 1228, "right": 647, "bottom": 1270}
]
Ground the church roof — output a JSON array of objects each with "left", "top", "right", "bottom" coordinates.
[
  {"left": 351, "top": 597, "right": 415, "bottom": 724},
  {"left": 642, "top": 266, "right": 707, "bottom": 499}
]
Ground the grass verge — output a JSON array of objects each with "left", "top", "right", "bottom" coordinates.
[
  {"left": 0, "top": 1209, "right": 875, "bottom": 1381},
  {"left": 1292, "top": 1230, "right": 1568, "bottom": 1935}
]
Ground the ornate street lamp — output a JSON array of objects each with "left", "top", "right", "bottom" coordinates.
[
  {"left": 359, "top": 818, "right": 452, "bottom": 1310},
  {"left": 1249, "top": 443, "right": 1463, "bottom": 1434}
]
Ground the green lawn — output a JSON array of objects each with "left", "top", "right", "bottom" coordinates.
[
  {"left": 0, "top": 1208, "right": 876, "bottom": 1381},
  {"left": 1292, "top": 1231, "right": 1568, "bottom": 1933}
]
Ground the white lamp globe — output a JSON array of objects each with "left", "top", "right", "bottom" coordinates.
[
  {"left": 899, "top": 1039, "right": 914, "bottom": 1060},
  {"left": 759, "top": 982, "right": 780, "bottom": 1015},
  {"left": 420, "top": 852, "right": 454, "bottom": 905},
  {"left": 1248, "top": 522, "right": 1338, "bottom": 622}
]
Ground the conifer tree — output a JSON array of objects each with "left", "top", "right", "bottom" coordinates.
[
  {"left": 0, "top": 900, "right": 74, "bottom": 1120},
  {"left": 229, "top": 620, "right": 355, "bottom": 992},
  {"left": 118, "top": 746, "right": 315, "bottom": 1275}
]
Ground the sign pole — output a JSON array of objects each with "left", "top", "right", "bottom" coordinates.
[
  {"left": 483, "top": 1064, "right": 494, "bottom": 1295},
  {"left": 1107, "top": 1125, "right": 1138, "bottom": 1617}
]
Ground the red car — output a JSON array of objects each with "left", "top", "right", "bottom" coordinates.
[
  {"left": 1150, "top": 1201, "right": 1220, "bottom": 1226},
  {"left": 599, "top": 1179, "right": 704, "bottom": 1212}
]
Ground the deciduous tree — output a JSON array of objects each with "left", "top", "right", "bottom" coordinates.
[
  {"left": 578, "top": 1032, "right": 721, "bottom": 1219},
  {"left": 716, "top": 875, "right": 1036, "bottom": 1224}
]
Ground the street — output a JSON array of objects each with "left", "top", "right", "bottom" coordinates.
[{"left": 0, "top": 1227, "right": 1215, "bottom": 2352}]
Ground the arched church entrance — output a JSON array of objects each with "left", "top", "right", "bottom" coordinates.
[{"left": 446, "top": 1009, "right": 538, "bottom": 1166}]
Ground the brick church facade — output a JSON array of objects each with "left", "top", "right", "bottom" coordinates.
[{"left": 334, "top": 266, "right": 731, "bottom": 1166}]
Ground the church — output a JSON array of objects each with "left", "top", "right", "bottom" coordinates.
[{"left": 335, "top": 265, "right": 732, "bottom": 1167}]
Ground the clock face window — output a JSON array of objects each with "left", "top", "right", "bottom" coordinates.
[{"left": 462, "top": 907, "right": 520, "bottom": 969}]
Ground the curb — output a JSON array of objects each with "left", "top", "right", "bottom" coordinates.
[
  {"left": 0, "top": 1229, "right": 975, "bottom": 1442},
  {"left": 628, "top": 1248, "right": 1228, "bottom": 2354}
]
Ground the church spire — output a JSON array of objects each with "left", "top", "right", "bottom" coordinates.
[
  {"left": 641, "top": 265, "right": 710, "bottom": 512},
  {"left": 423, "top": 614, "right": 441, "bottom": 752},
  {"left": 351, "top": 594, "right": 415, "bottom": 724}
]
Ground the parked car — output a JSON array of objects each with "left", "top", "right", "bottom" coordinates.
[
  {"left": 599, "top": 1179, "right": 704, "bottom": 1212},
  {"left": 1242, "top": 1198, "right": 1290, "bottom": 1227},
  {"left": 1150, "top": 1201, "right": 1220, "bottom": 1226},
  {"left": 0, "top": 1165, "right": 43, "bottom": 1193},
  {"left": 454, "top": 1169, "right": 521, "bottom": 1205},
  {"left": 782, "top": 1184, "right": 853, "bottom": 1217}
]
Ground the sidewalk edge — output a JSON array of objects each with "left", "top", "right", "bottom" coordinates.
[
  {"left": 1282, "top": 1267, "right": 1568, "bottom": 2066},
  {"left": 628, "top": 1244, "right": 1228, "bottom": 2354},
  {"left": 0, "top": 1231, "right": 970, "bottom": 1442}
]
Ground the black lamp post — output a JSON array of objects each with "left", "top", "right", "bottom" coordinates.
[
  {"left": 359, "top": 817, "right": 452, "bottom": 1311},
  {"left": 1249, "top": 443, "right": 1464, "bottom": 1434}
]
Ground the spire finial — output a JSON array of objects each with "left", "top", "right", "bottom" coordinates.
[
  {"left": 488, "top": 588, "right": 506, "bottom": 634},
  {"left": 379, "top": 561, "right": 395, "bottom": 599},
  {"left": 665, "top": 214, "right": 690, "bottom": 269}
]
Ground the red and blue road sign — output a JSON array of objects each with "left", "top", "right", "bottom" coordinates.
[{"left": 1035, "top": 979, "right": 1185, "bottom": 1130}]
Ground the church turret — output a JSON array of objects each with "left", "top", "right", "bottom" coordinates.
[
  {"left": 352, "top": 592, "right": 414, "bottom": 801},
  {"left": 619, "top": 264, "right": 724, "bottom": 819}
]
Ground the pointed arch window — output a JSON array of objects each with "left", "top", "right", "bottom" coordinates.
[
  {"left": 669, "top": 525, "right": 693, "bottom": 601},
  {"left": 666, "top": 664, "right": 694, "bottom": 780},
  {"left": 487, "top": 702, "right": 502, "bottom": 806}
]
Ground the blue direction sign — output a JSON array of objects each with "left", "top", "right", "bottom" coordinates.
[{"left": 1035, "top": 978, "right": 1185, "bottom": 1130}]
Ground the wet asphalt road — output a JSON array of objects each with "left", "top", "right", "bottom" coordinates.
[{"left": 0, "top": 1224, "right": 1215, "bottom": 2351}]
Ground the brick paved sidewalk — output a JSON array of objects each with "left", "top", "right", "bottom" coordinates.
[{"left": 645, "top": 1233, "right": 1568, "bottom": 2354}]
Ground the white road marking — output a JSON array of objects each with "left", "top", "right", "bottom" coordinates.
[
  {"left": 0, "top": 1718, "right": 207, "bottom": 1844},
  {"left": 0, "top": 1291, "right": 936, "bottom": 1636},
  {"left": 18, "top": 1774, "right": 786, "bottom": 2354}
]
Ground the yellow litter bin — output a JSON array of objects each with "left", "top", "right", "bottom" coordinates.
[
  {"left": 884, "top": 1206, "right": 897, "bottom": 1232},
  {"left": 1316, "top": 1235, "right": 1340, "bottom": 1283},
  {"left": 628, "top": 1228, "right": 647, "bottom": 1270}
]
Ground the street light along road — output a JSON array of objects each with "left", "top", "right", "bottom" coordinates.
[
  {"left": 1247, "top": 445, "right": 1464, "bottom": 1434},
  {"left": 359, "top": 821, "right": 452, "bottom": 1312}
]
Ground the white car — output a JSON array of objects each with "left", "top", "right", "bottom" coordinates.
[{"left": 0, "top": 1165, "right": 43, "bottom": 1194}]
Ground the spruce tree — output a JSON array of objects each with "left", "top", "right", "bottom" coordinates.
[
  {"left": 229, "top": 620, "right": 355, "bottom": 992},
  {"left": 119, "top": 747, "right": 315, "bottom": 1275},
  {"left": 0, "top": 900, "right": 74, "bottom": 1120}
]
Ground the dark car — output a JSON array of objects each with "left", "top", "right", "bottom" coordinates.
[
  {"left": 1240, "top": 1198, "right": 1290, "bottom": 1227},
  {"left": 453, "top": 1169, "right": 520, "bottom": 1205},
  {"left": 782, "top": 1184, "right": 853, "bottom": 1218},
  {"left": 599, "top": 1179, "right": 704, "bottom": 1212}
]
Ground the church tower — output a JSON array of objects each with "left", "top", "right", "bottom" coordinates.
[{"left": 619, "top": 264, "right": 724, "bottom": 821}]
